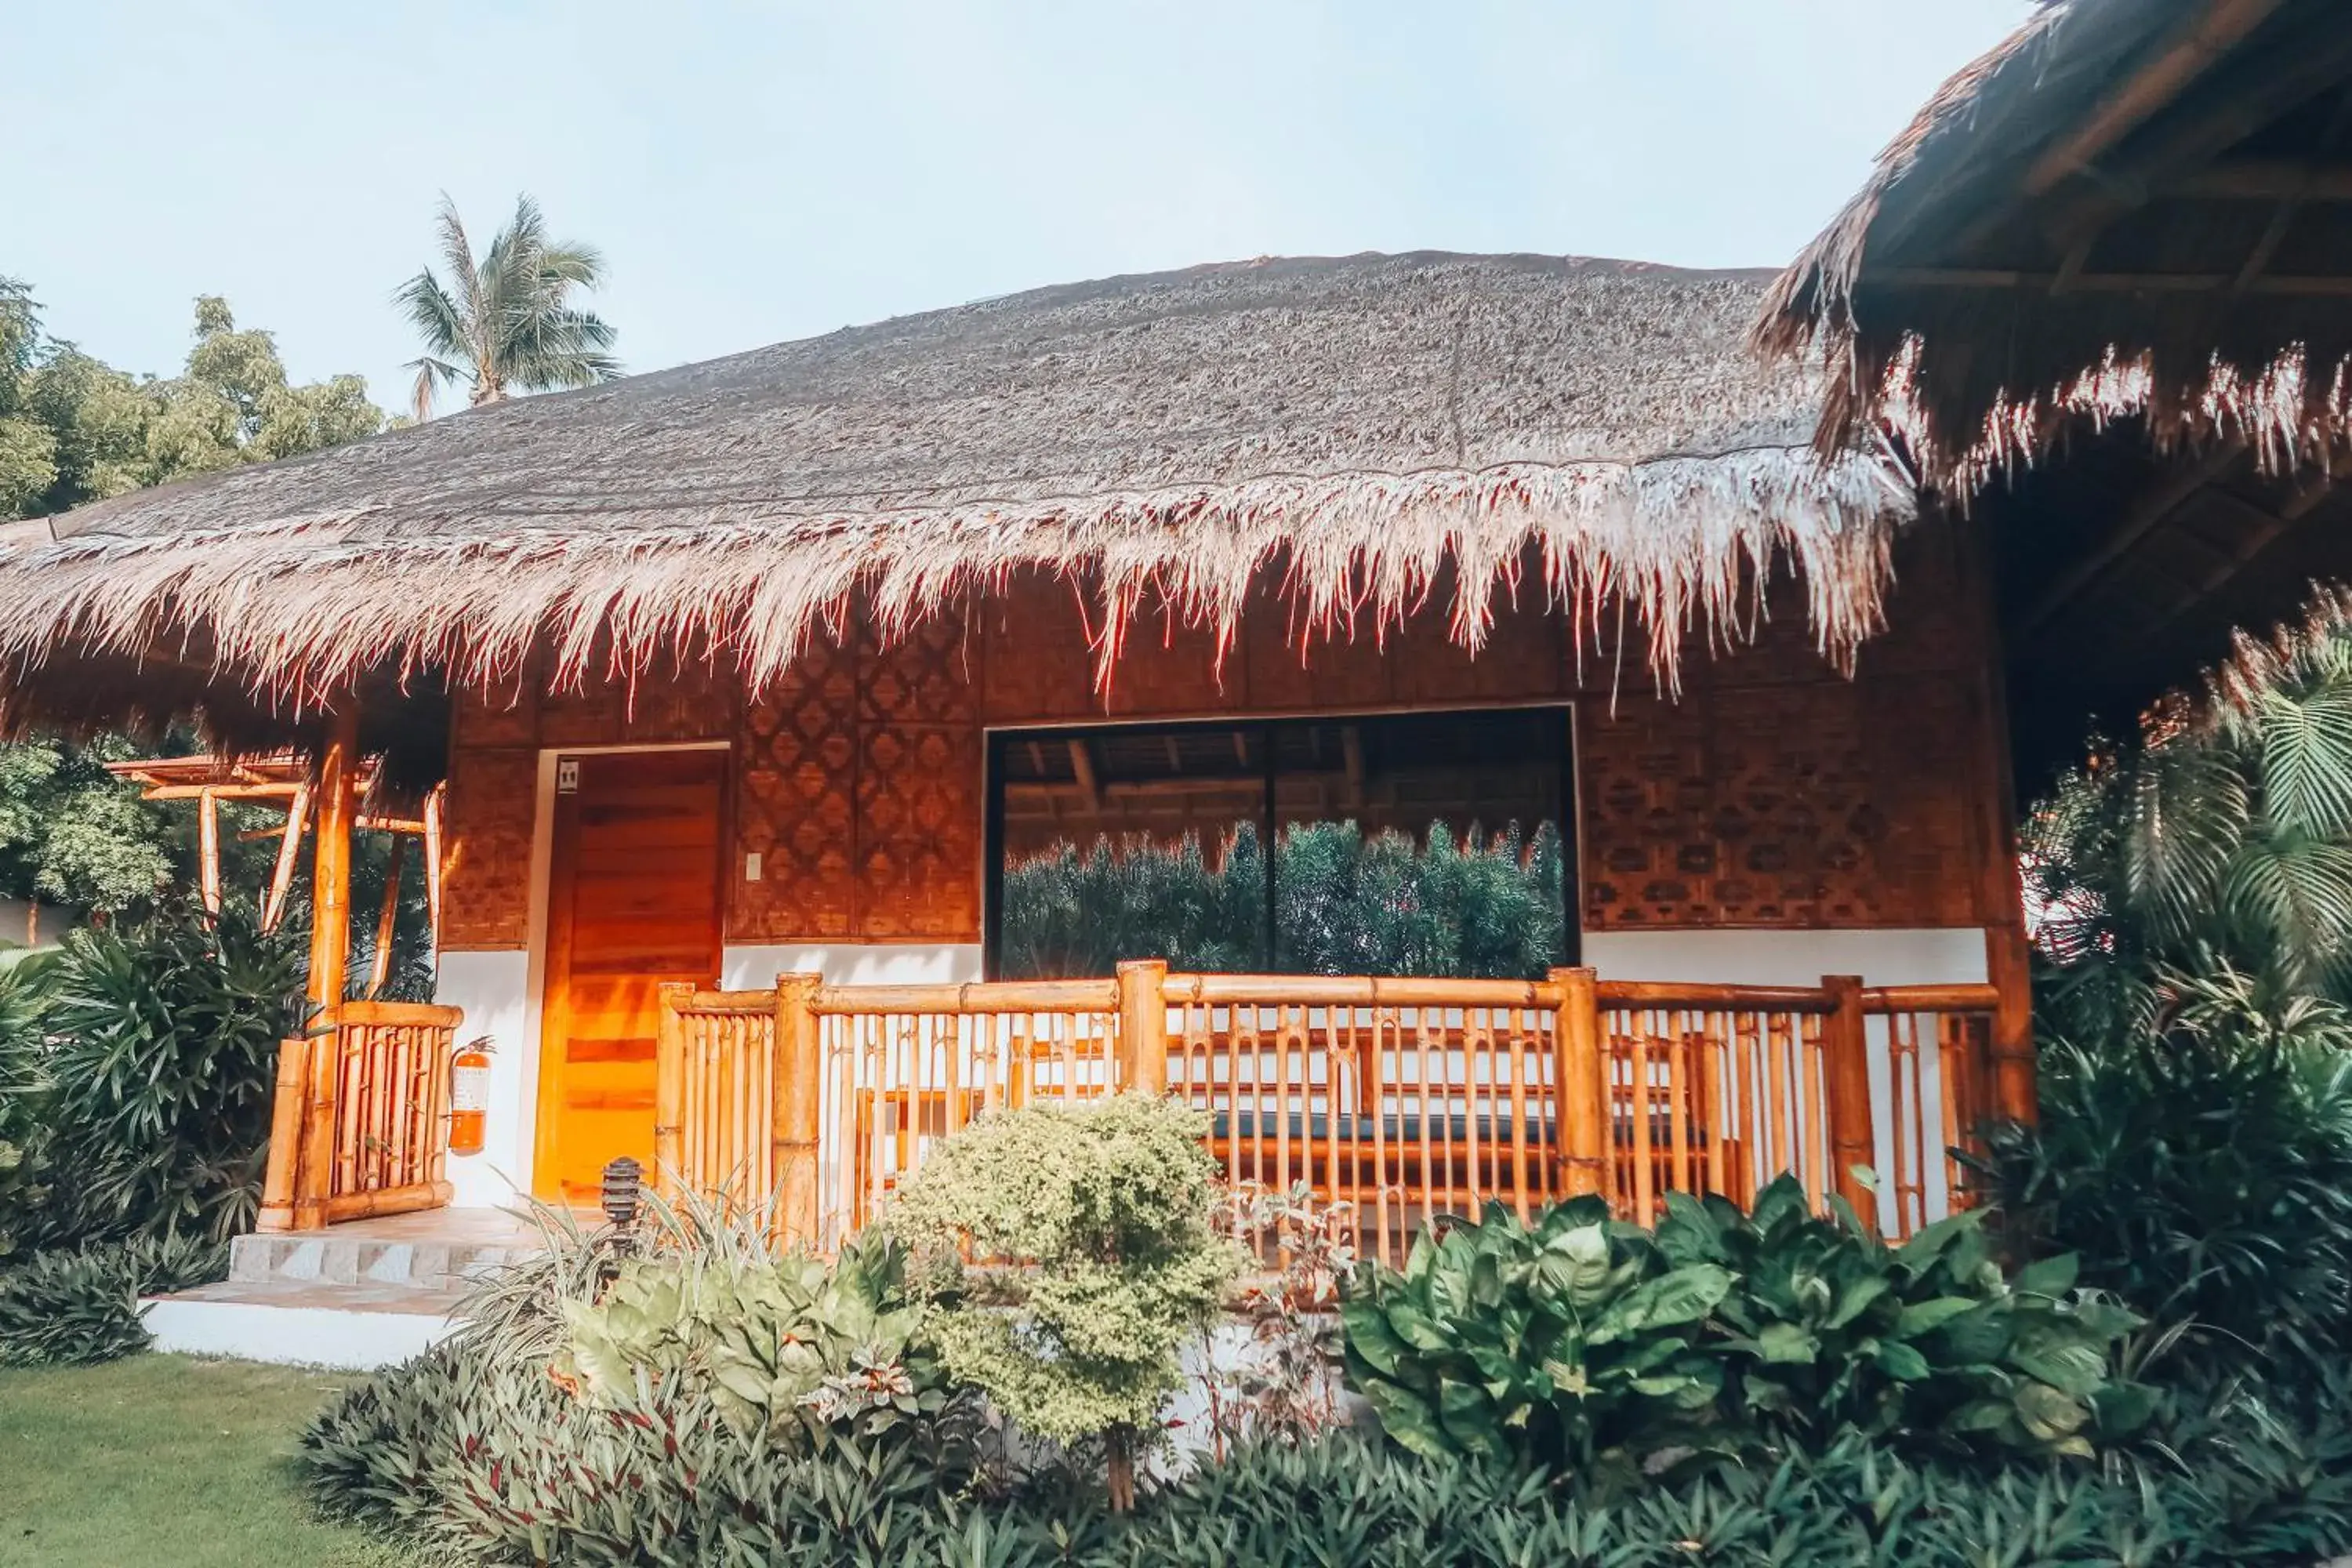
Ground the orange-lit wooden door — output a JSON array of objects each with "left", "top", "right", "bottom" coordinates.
[{"left": 535, "top": 750, "right": 727, "bottom": 1204}]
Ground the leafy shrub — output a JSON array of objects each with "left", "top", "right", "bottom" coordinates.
[
  {"left": 556, "top": 1229, "right": 951, "bottom": 1441},
  {"left": 1981, "top": 969, "right": 2352, "bottom": 1364},
  {"left": 1659, "top": 1181, "right": 2150, "bottom": 1457},
  {"left": 1343, "top": 1194, "right": 1730, "bottom": 1468},
  {"left": 1342, "top": 1178, "right": 2148, "bottom": 1472},
  {"left": 0, "top": 952, "right": 54, "bottom": 1258},
  {"left": 886, "top": 1093, "right": 1240, "bottom": 1508},
  {"left": 303, "top": 1200, "right": 993, "bottom": 1565},
  {"left": 0, "top": 1232, "right": 225, "bottom": 1366},
  {"left": 304, "top": 1342, "right": 2352, "bottom": 1566},
  {"left": 7, "top": 903, "right": 303, "bottom": 1256}
]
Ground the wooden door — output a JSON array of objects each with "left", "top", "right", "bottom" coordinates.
[{"left": 536, "top": 750, "right": 727, "bottom": 1204}]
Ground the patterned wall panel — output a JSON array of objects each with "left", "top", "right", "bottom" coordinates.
[
  {"left": 733, "top": 633, "right": 860, "bottom": 940},
  {"left": 440, "top": 746, "right": 538, "bottom": 949}
]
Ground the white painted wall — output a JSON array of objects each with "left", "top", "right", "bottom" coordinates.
[
  {"left": 1581, "top": 927, "right": 1987, "bottom": 989},
  {"left": 721, "top": 944, "right": 983, "bottom": 989},
  {"left": 436, "top": 950, "right": 536, "bottom": 1208}
]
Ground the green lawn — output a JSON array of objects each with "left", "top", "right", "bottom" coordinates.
[{"left": 0, "top": 1354, "right": 420, "bottom": 1568}]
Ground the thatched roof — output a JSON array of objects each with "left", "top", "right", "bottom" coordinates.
[
  {"left": 0, "top": 252, "right": 1903, "bottom": 743},
  {"left": 1756, "top": 0, "right": 2352, "bottom": 487}
]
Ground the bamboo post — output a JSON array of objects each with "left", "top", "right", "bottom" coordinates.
[
  {"left": 1116, "top": 959, "right": 1170, "bottom": 1094},
  {"left": 285, "top": 709, "right": 361, "bottom": 1230},
  {"left": 654, "top": 982, "right": 691, "bottom": 1199},
  {"left": 1820, "top": 975, "right": 1878, "bottom": 1231},
  {"left": 1984, "top": 923, "right": 2038, "bottom": 1127},
  {"left": 198, "top": 789, "right": 222, "bottom": 916},
  {"left": 367, "top": 836, "right": 405, "bottom": 999},
  {"left": 291, "top": 1019, "right": 340, "bottom": 1229},
  {"left": 774, "top": 973, "right": 823, "bottom": 1247},
  {"left": 421, "top": 785, "right": 445, "bottom": 946},
  {"left": 307, "top": 710, "right": 359, "bottom": 1018},
  {"left": 256, "top": 1037, "right": 307, "bottom": 1232},
  {"left": 1552, "top": 967, "right": 1606, "bottom": 1198}
]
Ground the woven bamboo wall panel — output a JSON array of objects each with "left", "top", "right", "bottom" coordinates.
[
  {"left": 855, "top": 723, "right": 982, "bottom": 938},
  {"left": 728, "top": 615, "right": 983, "bottom": 943},
  {"left": 734, "top": 633, "right": 861, "bottom": 940},
  {"left": 1576, "top": 672, "right": 1994, "bottom": 931},
  {"left": 440, "top": 746, "right": 538, "bottom": 949}
]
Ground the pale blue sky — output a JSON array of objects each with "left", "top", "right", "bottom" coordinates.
[{"left": 10, "top": 3, "right": 2029, "bottom": 409}]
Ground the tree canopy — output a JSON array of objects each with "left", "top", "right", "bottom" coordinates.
[
  {"left": 0, "top": 280, "right": 387, "bottom": 521},
  {"left": 0, "top": 280, "right": 389, "bottom": 922}
]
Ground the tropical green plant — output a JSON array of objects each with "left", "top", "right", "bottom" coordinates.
[
  {"left": 2027, "top": 633, "right": 2352, "bottom": 1026},
  {"left": 6, "top": 904, "right": 303, "bottom": 1257},
  {"left": 557, "top": 1229, "right": 949, "bottom": 1441},
  {"left": 1657, "top": 1180, "right": 2151, "bottom": 1458},
  {"left": 1342, "top": 1196, "right": 1731, "bottom": 1471},
  {"left": 887, "top": 1093, "right": 1240, "bottom": 1509},
  {"left": 1343, "top": 1181, "right": 2148, "bottom": 1472},
  {"left": 396, "top": 194, "right": 620, "bottom": 421},
  {"left": 1, "top": 276, "right": 386, "bottom": 521},
  {"left": 0, "top": 1232, "right": 225, "bottom": 1366},
  {"left": 1981, "top": 966, "right": 2352, "bottom": 1366},
  {"left": 302, "top": 1337, "right": 2352, "bottom": 1567}
]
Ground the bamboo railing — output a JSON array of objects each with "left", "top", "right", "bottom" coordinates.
[
  {"left": 655, "top": 967, "right": 2014, "bottom": 1258},
  {"left": 260, "top": 1000, "right": 465, "bottom": 1229}
]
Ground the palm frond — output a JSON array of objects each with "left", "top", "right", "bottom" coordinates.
[
  {"left": 392, "top": 270, "right": 470, "bottom": 365},
  {"left": 2223, "top": 835, "right": 2352, "bottom": 990},
  {"left": 2262, "top": 681, "right": 2352, "bottom": 840},
  {"left": 2122, "top": 739, "right": 2248, "bottom": 946},
  {"left": 429, "top": 194, "right": 481, "bottom": 325},
  {"left": 403, "top": 356, "right": 464, "bottom": 424}
]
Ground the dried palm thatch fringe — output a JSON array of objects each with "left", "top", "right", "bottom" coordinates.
[
  {"left": 1754, "top": 0, "right": 2352, "bottom": 488},
  {"left": 0, "top": 253, "right": 1911, "bottom": 731},
  {"left": 0, "top": 448, "right": 1904, "bottom": 708}
]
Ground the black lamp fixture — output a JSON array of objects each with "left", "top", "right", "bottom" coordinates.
[{"left": 601, "top": 1156, "right": 644, "bottom": 1233}]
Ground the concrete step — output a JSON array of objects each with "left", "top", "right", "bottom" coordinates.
[
  {"left": 142, "top": 1279, "right": 463, "bottom": 1369},
  {"left": 224, "top": 1207, "right": 550, "bottom": 1294},
  {"left": 226, "top": 1232, "right": 536, "bottom": 1292}
]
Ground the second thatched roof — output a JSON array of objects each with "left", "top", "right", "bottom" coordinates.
[
  {"left": 1756, "top": 0, "right": 2352, "bottom": 486},
  {"left": 0, "top": 252, "right": 1904, "bottom": 719}
]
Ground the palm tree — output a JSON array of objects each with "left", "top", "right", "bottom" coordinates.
[
  {"left": 2028, "top": 628, "right": 2352, "bottom": 1031},
  {"left": 394, "top": 194, "right": 619, "bottom": 421}
]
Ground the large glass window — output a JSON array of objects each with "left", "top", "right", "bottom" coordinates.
[{"left": 985, "top": 709, "right": 1574, "bottom": 979}]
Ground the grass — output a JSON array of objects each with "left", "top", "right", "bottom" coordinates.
[{"left": 0, "top": 1353, "right": 419, "bottom": 1568}]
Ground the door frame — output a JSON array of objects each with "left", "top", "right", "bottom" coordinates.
[{"left": 527, "top": 741, "right": 732, "bottom": 1203}]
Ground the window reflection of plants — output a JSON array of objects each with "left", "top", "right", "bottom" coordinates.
[{"left": 996, "top": 820, "right": 1566, "bottom": 981}]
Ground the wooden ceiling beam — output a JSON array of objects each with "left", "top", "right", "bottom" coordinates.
[
  {"left": 2020, "top": 438, "right": 2250, "bottom": 638},
  {"left": 2024, "top": 0, "right": 2285, "bottom": 198},
  {"left": 1876, "top": 267, "right": 2352, "bottom": 295},
  {"left": 2174, "top": 158, "right": 2352, "bottom": 199},
  {"left": 2095, "top": 459, "right": 2349, "bottom": 666},
  {"left": 1940, "top": 15, "right": 2352, "bottom": 263},
  {"left": 2231, "top": 92, "right": 2352, "bottom": 292},
  {"left": 1066, "top": 739, "right": 1101, "bottom": 814}
]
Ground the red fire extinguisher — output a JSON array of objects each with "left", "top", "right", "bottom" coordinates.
[{"left": 449, "top": 1037, "right": 495, "bottom": 1156}]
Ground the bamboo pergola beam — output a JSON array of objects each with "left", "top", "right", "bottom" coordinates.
[{"left": 262, "top": 780, "right": 312, "bottom": 935}]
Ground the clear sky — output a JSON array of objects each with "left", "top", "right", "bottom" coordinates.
[{"left": 9, "top": 3, "right": 2030, "bottom": 412}]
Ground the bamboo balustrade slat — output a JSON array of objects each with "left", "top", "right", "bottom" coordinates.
[{"left": 652, "top": 972, "right": 2013, "bottom": 1256}]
